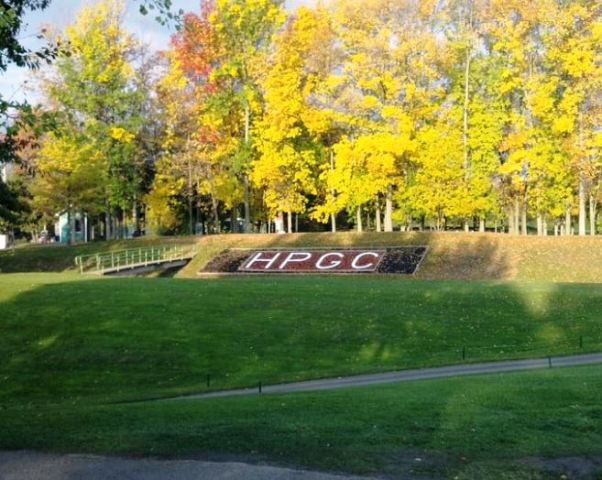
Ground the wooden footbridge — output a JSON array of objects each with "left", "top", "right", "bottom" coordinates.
[{"left": 75, "top": 244, "right": 197, "bottom": 275}]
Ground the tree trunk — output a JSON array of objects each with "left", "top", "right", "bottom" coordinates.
[
  {"left": 578, "top": 111, "right": 586, "bottom": 236},
  {"left": 375, "top": 201, "right": 382, "bottom": 233},
  {"left": 356, "top": 206, "right": 363, "bottom": 233},
  {"left": 275, "top": 211, "right": 285, "bottom": 234},
  {"left": 384, "top": 186, "right": 393, "bottom": 232},
  {"left": 521, "top": 196, "right": 528, "bottom": 236},
  {"left": 590, "top": 194, "right": 597, "bottom": 236},
  {"left": 536, "top": 213, "right": 543, "bottom": 236},
  {"left": 105, "top": 208, "right": 112, "bottom": 240},
  {"left": 542, "top": 216, "right": 548, "bottom": 236},
  {"left": 565, "top": 205, "right": 572, "bottom": 236},
  {"left": 132, "top": 198, "right": 139, "bottom": 235},
  {"left": 68, "top": 209, "right": 76, "bottom": 245},
  {"left": 462, "top": 5, "right": 473, "bottom": 211},
  {"left": 243, "top": 104, "right": 251, "bottom": 232},
  {"left": 243, "top": 175, "right": 251, "bottom": 233},
  {"left": 479, "top": 218, "right": 485, "bottom": 233},
  {"left": 514, "top": 197, "right": 520, "bottom": 235},
  {"left": 507, "top": 204, "right": 515, "bottom": 234},
  {"left": 188, "top": 196, "right": 194, "bottom": 236},
  {"left": 230, "top": 208, "right": 237, "bottom": 234},
  {"left": 579, "top": 173, "right": 587, "bottom": 236},
  {"left": 211, "top": 195, "right": 220, "bottom": 233},
  {"left": 187, "top": 149, "right": 194, "bottom": 235},
  {"left": 287, "top": 210, "right": 292, "bottom": 234},
  {"left": 329, "top": 148, "right": 337, "bottom": 233}
]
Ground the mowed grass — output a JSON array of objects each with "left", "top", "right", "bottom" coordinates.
[
  {"left": 1, "top": 365, "right": 601, "bottom": 479},
  {"left": 2, "top": 273, "right": 602, "bottom": 406}
]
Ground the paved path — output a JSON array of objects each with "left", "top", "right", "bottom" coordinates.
[
  {"left": 0, "top": 451, "right": 377, "bottom": 480},
  {"left": 164, "top": 352, "right": 602, "bottom": 401}
]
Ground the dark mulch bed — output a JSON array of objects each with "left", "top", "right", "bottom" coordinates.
[
  {"left": 202, "top": 250, "right": 251, "bottom": 273},
  {"left": 378, "top": 247, "right": 427, "bottom": 274}
]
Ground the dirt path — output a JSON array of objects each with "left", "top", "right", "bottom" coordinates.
[
  {"left": 163, "top": 352, "right": 602, "bottom": 401},
  {"left": 0, "top": 451, "right": 378, "bottom": 480}
]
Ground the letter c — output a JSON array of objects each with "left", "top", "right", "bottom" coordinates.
[{"left": 351, "top": 252, "right": 380, "bottom": 270}]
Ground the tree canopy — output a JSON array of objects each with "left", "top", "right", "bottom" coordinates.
[{"left": 4, "top": 0, "right": 602, "bottom": 239}]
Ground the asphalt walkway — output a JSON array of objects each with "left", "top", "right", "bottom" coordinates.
[
  {"left": 165, "top": 352, "right": 602, "bottom": 401},
  {"left": 0, "top": 451, "right": 377, "bottom": 480}
]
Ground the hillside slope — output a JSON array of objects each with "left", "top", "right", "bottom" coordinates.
[
  {"left": 3, "top": 231, "right": 602, "bottom": 282},
  {"left": 178, "top": 232, "right": 602, "bottom": 283}
]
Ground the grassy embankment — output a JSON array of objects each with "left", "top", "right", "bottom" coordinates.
[
  {"left": 4, "top": 231, "right": 602, "bottom": 282},
  {"left": 178, "top": 231, "right": 602, "bottom": 283},
  {"left": 0, "top": 235, "right": 196, "bottom": 273}
]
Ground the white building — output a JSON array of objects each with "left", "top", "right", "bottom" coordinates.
[{"left": 55, "top": 211, "right": 89, "bottom": 244}]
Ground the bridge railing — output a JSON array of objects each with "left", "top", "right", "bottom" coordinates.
[{"left": 75, "top": 244, "right": 197, "bottom": 274}]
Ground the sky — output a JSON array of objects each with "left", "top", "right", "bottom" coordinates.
[{"left": 1, "top": 0, "right": 315, "bottom": 103}]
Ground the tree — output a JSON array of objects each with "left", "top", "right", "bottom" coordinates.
[
  {"left": 209, "top": 0, "right": 286, "bottom": 231},
  {"left": 254, "top": 6, "right": 334, "bottom": 232},
  {"left": 33, "top": 0, "right": 144, "bottom": 241},
  {"left": 31, "top": 129, "right": 106, "bottom": 243},
  {"left": 0, "top": 0, "right": 180, "bottom": 232}
]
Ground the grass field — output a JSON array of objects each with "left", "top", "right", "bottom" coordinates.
[
  {"left": 1, "top": 364, "right": 601, "bottom": 479},
  {"left": 2, "top": 273, "right": 602, "bottom": 406},
  {"left": 2, "top": 233, "right": 602, "bottom": 478}
]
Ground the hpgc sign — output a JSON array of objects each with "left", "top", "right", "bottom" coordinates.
[
  {"left": 240, "top": 250, "right": 385, "bottom": 273},
  {"left": 202, "top": 247, "right": 428, "bottom": 275}
]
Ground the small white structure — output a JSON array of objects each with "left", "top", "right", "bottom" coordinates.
[
  {"left": 55, "top": 211, "right": 88, "bottom": 244},
  {"left": 0, "top": 165, "right": 9, "bottom": 249}
]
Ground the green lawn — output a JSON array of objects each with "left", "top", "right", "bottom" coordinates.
[
  {"left": 2, "top": 272, "right": 602, "bottom": 478},
  {"left": 1, "top": 365, "right": 601, "bottom": 479},
  {"left": 2, "top": 273, "right": 602, "bottom": 406}
]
